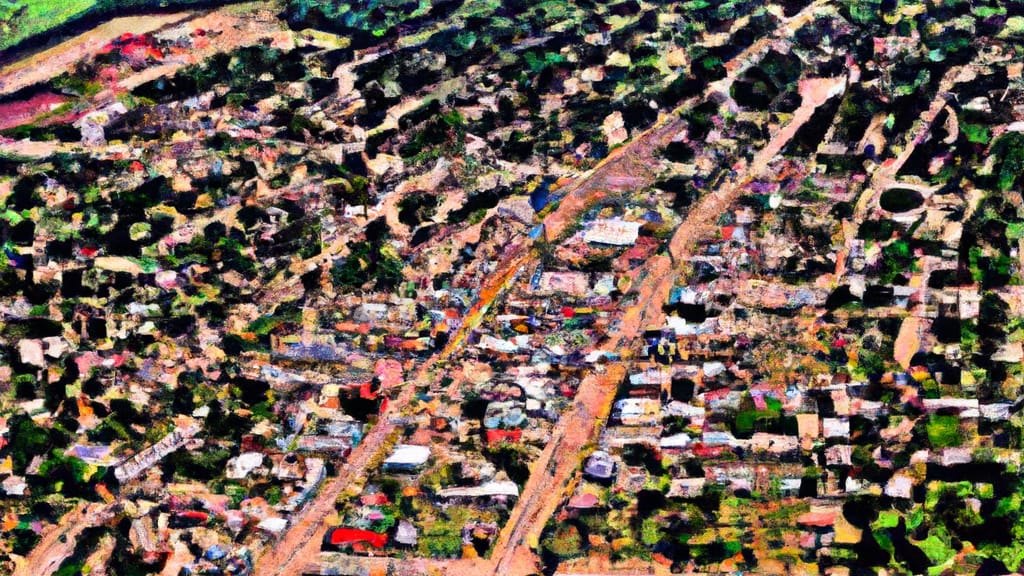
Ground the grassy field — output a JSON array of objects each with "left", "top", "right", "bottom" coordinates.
[
  {"left": 0, "top": 0, "right": 99, "bottom": 51},
  {"left": 0, "top": 0, "right": 250, "bottom": 53}
]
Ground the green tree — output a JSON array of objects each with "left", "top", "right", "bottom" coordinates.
[{"left": 543, "top": 524, "right": 583, "bottom": 559}]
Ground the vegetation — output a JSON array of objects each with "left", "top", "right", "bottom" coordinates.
[{"left": 0, "top": 0, "right": 252, "bottom": 52}]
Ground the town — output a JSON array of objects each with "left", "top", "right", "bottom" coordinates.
[{"left": 1, "top": 0, "right": 1024, "bottom": 575}]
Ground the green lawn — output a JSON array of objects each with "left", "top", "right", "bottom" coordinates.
[
  {"left": 0, "top": 0, "right": 248, "bottom": 53},
  {"left": 0, "top": 0, "right": 99, "bottom": 51}
]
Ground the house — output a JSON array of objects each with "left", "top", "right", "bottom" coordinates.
[
  {"left": 797, "top": 506, "right": 838, "bottom": 531},
  {"left": 257, "top": 517, "right": 288, "bottom": 537},
  {"left": 567, "top": 491, "right": 601, "bottom": 510},
  {"left": 922, "top": 398, "right": 979, "bottom": 418},
  {"left": 851, "top": 399, "right": 886, "bottom": 418},
  {"left": 822, "top": 418, "right": 850, "bottom": 440},
  {"left": 226, "top": 452, "right": 265, "bottom": 480},
  {"left": 884, "top": 472, "right": 914, "bottom": 499},
  {"left": 701, "top": 430, "right": 738, "bottom": 446},
  {"left": 65, "top": 444, "right": 117, "bottom": 466},
  {"left": 296, "top": 436, "right": 353, "bottom": 454},
  {"left": 662, "top": 401, "right": 706, "bottom": 427},
  {"left": 477, "top": 334, "right": 520, "bottom": 354},
  {"left": 327, "top": 527, "right": 388, "bottom": 548},
  {"left": 779, "top": 478, "right": 803, "bottom": 497},
  {"left": 535, "top": 272, "right": 590, "bottom": 296},
  {"left": 629, "top": 368, "right": 670, "bottom": 397},
  {"left": 980, "top": 403, "right": 1012, "bottom": 420},
  {"left": 797, "top": 506, "right": 840, "bottom": 549},
  {"left": 382, "top": 444, "right": 430, "bottom": 473},
  {"left": 2, "top": 475, "right": 26, "bottom": 496},
  {"left": 659, "top": 433, "right": 692, "bottom": 451},
  {"left": 353, "top": 303, "right": 389, "bottom": 322},
  {"left": 436, "top": 480, "right": 520, "bottom": 503},
  {"left": 959, "top": 288, "right": 981, "bottom": 319},
  {"left": 612, "top": 398, "right": 660, "bottom": 426},
  {"left": 583, "top": 219, "right": 641, "bottom": 246},
  {"left": 485, "top": 428, "right": 523, "bottom": 445},
  {"left": 939, "top": 447, "right": 972, "bottom": 466},
  {"left": 583, "top": 451, "right": 616, "bottom": 482},
  {"left": 483, "top": 402, "right": 528, "bottom": 429},
  {"left": 667, "top": 478, "right": 706, "bottom": 498},
  {"left": 745, "top": 433, "right": 799, "bottom": 454},
  {"left": 825, "top": 445, "right": 853, "bottom": 467},
  {"left": 395, "top": 520, "right": 418, "bottom": 547},
  {"left": 114, "top": 423, "right": 199, "bottom": 482},
  {"left": 129, "top": 518, "right": 157, "bottom": 556}
]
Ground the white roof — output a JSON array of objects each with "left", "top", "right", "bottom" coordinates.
[
  {"left": 437, "top": 480, "right": 520, "bottom": 499},
  {"left": 2, "top": 475, "right": 26, "bottom": 496},
  {"left": 384, "top": 444, "right": 431, "bottom": 466},
  {"left": 257, "top": 517, "right": 288, "bottom": 534},
  {"left": 630, "top": 369, "right": 671, "bottom": 386},
  {"left": 662, "top": 401, "right": 705, "bottom": 418},
  {"left": 226, "top": 452, "right": 265, "bottom": 480},
  {"left": 781, "top": 478, "right": 803, "bottom": 491},
  {"left": 885, "top": 474, "right": 914, "bottom": 499},
  {"left": 478, "top": 335, "right": 519, "bottom": 354},
  {"left": 980, "top": 403, "right": 1012, "bottom": 420},
  {"left": 614, "top": 398, "right": 659, "bottom": 415},
  {"left": 702, "top": 362, "right": 727, "bottom": 378},
  {"left": 940, "top": 447, "right": 972, "bottom": 466},
  {"left": 822, "top": 418, "right": 850, "bottom": 438},
  {"left": 660, "top": 433, "right": 692, "bottom": 449},
  {"left": 922, "top": 398, "right": 979, "bottom": 417},
  {"left": 583, "top": 219, "right": 641, "bottom": 245}
]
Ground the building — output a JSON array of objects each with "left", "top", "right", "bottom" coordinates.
[{"left": 382, "top": 444, "right": 431, "bottom": 473}]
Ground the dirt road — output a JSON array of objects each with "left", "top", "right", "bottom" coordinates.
[
  {"left": 270, "top": 2, "right": 841, "bottom": 575},
  {"left": 0, "top": 13, "right": 192, "bottom": 96},
  {"left": 251, "top": 364, "right": 423, "bottom": 576},
  {"left": 490, "top": 366, "right": 625, "bottom": 576},
  {"left": 487, "top": 74, "right": 848, "bottom": 576},
  {"left": 850, "top": 65, "right": 966, "bottom": 221},
  {"left": 668, "top": 75, "right": 847, "bottom": 262},
  {"left": 543, "top": 0, "right": 834, "bottom": 243},
  {"left": 837, "top": 64, "right": 967, "bottom": 282},
  {"left": 252, "top": 249, "right": 530, "bottom": 576},
  {"left": 13, "top": 502, "right": 115, "bottom": 576},
  {"left": 0, "top": 1, "right": 290, "bottom": 148}
]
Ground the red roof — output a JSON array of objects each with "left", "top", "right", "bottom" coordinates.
[
  {"left": 359, "top": 382, "right": 378, "bottom": 400},
  {"left": 797, "top": 510, "right": 836, "bottom": 528},
  {"left": 486, "top": 428, "right": 522, "bottom": 445},
  {"left": 329, "top": 528, "right": 388, "bottom": 548},
  {"left": 689, "top": 443, "right": 725, "bottom": 459},
  {"left": 568, "top": 493, "right": 600, "bottom": 509},
  {"left": 360, "top": 493, "right": 390, "bottom": 506},
  {"left": 176, "top": 511, "right": 208, "bottom": 522}
]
